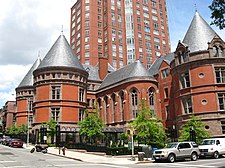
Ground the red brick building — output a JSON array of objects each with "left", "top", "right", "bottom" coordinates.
[
  {"left": 1, "top": 101, "right": 16, "bottom": 133},
  {"left": 70, "top": 0, "right": 170, "bottom": 69},
  {"left": 13, "top": 11, "right": 225, "bottom": 142}
]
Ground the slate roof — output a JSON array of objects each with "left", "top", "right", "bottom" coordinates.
[
  {"left": 17, "top": 57, "right": 41, "bottom": 88},
  {"left": 82, "top": 64, "right": 101, "bottom": 81},
  {"left": 99, "top": 60, "right": 156, "bottom": 89},
  {"left": 149, "top": 53, "right": 174, "bottom": 76},
  {"left": 37, "top": 35, "right": 85, "bottom": 71},
  {"left": 182, "top": 11, "right": 217, "bottom": 53}
]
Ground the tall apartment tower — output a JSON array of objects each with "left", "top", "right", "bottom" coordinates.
[{"left": 70, "top": 0, "right": 170, "bottom": 69}]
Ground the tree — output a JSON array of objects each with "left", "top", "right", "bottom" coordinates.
[
  {"left": 5, "top": 124, "right": 27, "bottom": 135},
  {"left": 132, "top": 99, "right": 166, "bottom": 148},
  {"left": 78, "top": 107, "right": 105, "bottom": 144},
  {"left": 43, "top": 119, "right": 56, "bottom": 144},
  {"left": 179, "top": 115, "right": 210, "bottom": 144},
  {"left": 209, "top": 0, "right": 225, "bottom": 29}
]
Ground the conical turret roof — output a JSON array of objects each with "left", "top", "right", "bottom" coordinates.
[
  {"left": 17, "top": 57, "right": 41, "bottom": 88},
  {"left": 182, "top": 12, "right": 217, "bottom": 52},
  {"left": 99, "top": 60, "right": 156, "bottom": 90},
  {"left": 37, "top": 35, "right": 85, "bottom": 71}
]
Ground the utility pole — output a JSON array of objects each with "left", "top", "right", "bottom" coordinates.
[
  {"left": 26, "top": 98, "right": 30, "bottom": 147},
  {"left": 131, "top": 126, "right": 135, "bottom": 161}
]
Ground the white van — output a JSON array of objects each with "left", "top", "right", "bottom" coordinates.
[{"left": 199, "top": 138, "right": 225, "bottom": 159}]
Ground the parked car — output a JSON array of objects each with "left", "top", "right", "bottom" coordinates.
[
  {"left": 2, "top": 136, "right": 11, "bottom": 146},
  {"left": 9, "top": 138, "right": 23, "bottom": 148},
  {"left": 199, "top": 138, "right": 225, "bottom": 159},
  {"left": 153, "top": 142, "right": 200, "bottom": 163},
  {"left": 0, "top": 137, "right": 3, "bottom": 144}
]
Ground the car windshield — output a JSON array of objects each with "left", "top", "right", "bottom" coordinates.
[
  {"left": 202, "top": 140, "right": 215, "bottom": 145},
  {"left": 166, "top": 143, "right": 178, "bottom": 148}
]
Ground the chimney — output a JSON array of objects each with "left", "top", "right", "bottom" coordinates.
[{"left": 99, "top": 56, "right": 108, "bottom": 80}]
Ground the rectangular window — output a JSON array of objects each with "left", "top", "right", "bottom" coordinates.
[
  {"left": 218, "top": 93, "right": 225, "bottom": 110},
  {"left": 165, "top": 105, "right": 170, "bottom": 120},
  {"left": 51, "top": 86, "right": 61, "bottom": 99},
  {"left": 51, "top": 108, "right": 60, "bottom": 121},
  {"left": 164, "top": 88, "right": 169, "bottom": 98},
  {"left": 85, "top": 36, "right": 90, "bottom": 42},
  {"left": 215, "top": 67, "right": 225, "bottom": 83},
  {"left": 161, "top": 68, "right": 169, "bottom": 78},
  {"left": 221, "top": 120, "right": 225, "bottom": 134},
  {"left": 79, "top": 88, "right": 85, "bottom": 102},
  {"left": 182, "top": 97, "right": 193, "bottom": 114},
  {"left": 79, "top": 108, "right": 85, "bottom": 121},
  {"left": 180, "top": 72, "right": 190, "bottom": 88}
]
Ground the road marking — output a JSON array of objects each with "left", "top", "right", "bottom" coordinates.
[
  {"left": 0, "top": 161, "right": 17, "bottom": 163},
  {"left": 100, "top": 164, "right": 129, "bottom": 168},
  {"left": 168, "top": 163, "right": 216, "bottom": 168},
  {"left": 2, "top": 166, "right": 28, "bottom": 168},
  {"left": 54, "top": 163, "right": 129, "bottom": 168}
]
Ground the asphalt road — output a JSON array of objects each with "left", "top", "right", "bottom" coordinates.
[{"left": 1, "top": 144, "right": 225, "bottom": 168}]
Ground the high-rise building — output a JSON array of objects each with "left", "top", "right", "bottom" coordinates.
[{"left": 70, "top": 0, "right": 170, "bottom": 70}]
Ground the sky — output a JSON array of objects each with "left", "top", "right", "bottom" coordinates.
[{"left": 0, "top": 0, "right": 224, "bottom": 108}]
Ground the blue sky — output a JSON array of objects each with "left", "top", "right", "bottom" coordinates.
[{"left": 0, "top": 0, "right": 224, "bottom": 108}]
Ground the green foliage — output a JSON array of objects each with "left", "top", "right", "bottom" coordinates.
[
  {"left": 132, "top": 99, "right": 166, "bottom": 148},
  {"left": 44, "top": 119, "right": 57, "bottom": 134},
  {"left": 5, "top": 124, "right": 28, "bottom": 135},
  {"left": 119, "top": 133, "right": 129, "bottom": 144},
  {"left": 209, "top": 0, "right": 225, "bottom": 29},
  {"left": 178, "top": 115, "right": 210, "bottom": 144},
  {"left": 78, "top": 107, "right": 105, "bottom": 144}
]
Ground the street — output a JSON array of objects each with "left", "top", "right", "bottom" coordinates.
[{"left": 1, "top": 144, "right": 225, "bottom": 168}]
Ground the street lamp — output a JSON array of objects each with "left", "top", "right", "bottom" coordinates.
[{"left": 26, "top": 98, "right": 31, "bottom": 147}]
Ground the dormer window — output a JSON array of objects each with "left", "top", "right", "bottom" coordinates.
[
  {"left": 213, "top": 46, "right": 217, "bottom": 57},
  {"left": 178, "top": 50, "right": 188, "bottom": 64},
  {"left": 212, "top": 46, "right": 223, "bottom": 57},
  {"left": 219, "top": 46, "right": 223, "bottom": 57}
]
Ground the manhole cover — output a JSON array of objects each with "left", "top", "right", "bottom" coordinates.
[{"left": 0, "top": 152, "right": 14, "bottom": 155}]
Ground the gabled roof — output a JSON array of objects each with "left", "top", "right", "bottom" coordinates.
[
  {"left": 99, "top": 60, "right": 156, "bottom": 89},
  {"left": 182, "top": 11, "right": 217, "bottom": 53},
  {"left": 36, "top": 35, "right": 85, "bottom": 71},
  {"left": 149, "top": 53, "right": 174, "bottom": 76},
  {"left": 82, "top": 64, "right": 101, "bottom": 82},
  {"left": 17, "top": 57, "right": 41, "bottom": 88}
]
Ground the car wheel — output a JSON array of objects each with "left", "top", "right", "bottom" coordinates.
[
  {"left": 168, "top": 154, "right": 175, "bottom": 163},
  {"left": 154, "top": 159, "right": 160, "bottom": 162},
  {"left": 191, "top": 152, "right": 198, "bottom": 161},
  {"left": 213, "top": 151, "right": 219, "bottom": 159}
]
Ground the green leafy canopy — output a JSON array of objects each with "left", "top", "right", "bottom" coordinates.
[
  {"left": 132, "top": 99, "right": 166, "bottom": 148},
  {"left": 178, "top": 115, "right": 210, "bottom": 144}
]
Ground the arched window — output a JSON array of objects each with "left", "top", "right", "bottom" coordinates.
[
  {"left": 218, "top": 46, "right": 223, "bottom": 57},
  {"left": 119, "top": 91, "right": 125, "bottom": 121},
  {"left": 130, "top": 88, "right": 139, "bottom": 118},
  {"left": 213, "top": 46, "right": 218, "bottom": 57},
  {"left": 104, "top": 96, "right": 108, "bottom": 123},
  {"left": 178, "top": 51, "right": 182, "bottom": 64},
  {"left": 148, "top": 87, "right": 155, "bottom": 113},
  {"left": 111, "top": 93, "right": 116, "bottom": 123},
  {"left": 97, "top": 98, "right": 101, "bottom": 117}
]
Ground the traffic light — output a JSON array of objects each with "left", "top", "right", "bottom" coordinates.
[
  {"left": 126, "top": 129, "right": 138, "bottom": 135},
  {"left": 127, "top": 129, "right": 131, "bottom": 135}
]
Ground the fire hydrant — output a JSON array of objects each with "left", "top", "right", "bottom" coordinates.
[{"left": 62, "top": 146, "right": 66, "bottom": 155}]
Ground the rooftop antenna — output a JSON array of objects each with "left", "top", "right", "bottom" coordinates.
[
  {"left": 61, "top": 25, "right": 64, "bottom": 35},
  {"left": 194, "top": 3, "right": 197, "bottom": 12}
]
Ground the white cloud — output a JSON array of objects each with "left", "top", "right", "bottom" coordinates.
[
  {"left": 0, "top": 0, "right": 76, "bottom": 107},
  {"left": 0, "top": 64, "right": 31, "bottom": 106}
]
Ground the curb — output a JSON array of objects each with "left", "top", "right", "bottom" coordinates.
[{"left": 47, "top": 152, "right": 83, "bottom": 162}]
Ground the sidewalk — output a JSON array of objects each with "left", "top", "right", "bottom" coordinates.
[{"left": 24, "top": 144, "right": 153, "bottom": 165}]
